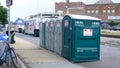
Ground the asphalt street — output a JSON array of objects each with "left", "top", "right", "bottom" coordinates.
[{"left": 16, "top": 33, "right": 40, "bottom": 47}]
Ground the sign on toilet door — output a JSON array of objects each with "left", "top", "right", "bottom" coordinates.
[{"left": 83, "top": 29, "right": 93, "bottom": 36}]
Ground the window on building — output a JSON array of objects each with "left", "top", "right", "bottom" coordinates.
[
  {"left": 103, "top": 10, "right": 106, "bottom": 16},
  {"left": 108, "top": 7, "right": 110, "bottom": 9},
  {"left": 112, "top": 10, "right": 115, "bottom": 16},
  {"left": 96, "top": 10, "right": 99, "bottom": 16},
  {"left": 108, "top": 10, "right": 110, "bottom": 16},
  {"left": 87, "top": 10, "right": 90, "bottom": 16},
  {"left": 92, "top": 10, "right": 94, "bottom": 16}
]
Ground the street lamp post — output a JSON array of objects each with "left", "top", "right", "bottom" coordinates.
[
  {"left": 6, "top": 0, "right": 13, "bottom": 43},
  {"left": 66, "top": 0, "right": 69, "bottom": 14},
  {"left": 7, "top": 6, "right": 11, "bottom": 43}
]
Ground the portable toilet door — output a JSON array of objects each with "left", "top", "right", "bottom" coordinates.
[
  {"left": 62, "top": 15, "right": 72, "bottom": 59},
  {"left": 42, "top": 23, "right": 46, "bottom": 48}
]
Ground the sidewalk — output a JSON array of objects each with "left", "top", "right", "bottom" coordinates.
[{"left": 11, "top": 36, "right": 84, "bottom": 68}]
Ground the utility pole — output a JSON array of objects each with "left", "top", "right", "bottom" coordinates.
[
  {"left": 66, "top": 0, "right": 69, "bottom": 14},
  {"left": 8, "top": 6, "right": 11, "bottom": 42},
  {"left": 6, "top": 0, "right": 13, "bottom": 43}
]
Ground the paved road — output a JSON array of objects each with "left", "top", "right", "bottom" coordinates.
[
  {"left": 101, "top": 37, "right": 120, "bottom": 47},
  {"left": 80, "top": 45, "right": 120, "bottom": 68},
  {"left": 16, "top": 33, "right": 120, "bottom": 68},
  {"left": 16, "top": 33, "right": 40, "bottom": 47}
]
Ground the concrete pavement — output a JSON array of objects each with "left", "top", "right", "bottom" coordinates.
[{"left": 11, "top": 36, "right": 84, "bottom": 68}]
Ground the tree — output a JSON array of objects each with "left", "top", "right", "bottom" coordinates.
[
  {"left": 109, "top": 20, "right": 117, "bottom": 27},
  {"left": 0, "top": 5, "right": 8, "bottom": 26}
]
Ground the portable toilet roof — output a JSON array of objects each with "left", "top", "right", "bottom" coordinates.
[{"left": 64, "top": 14, "right": 101, "bottom": 21}]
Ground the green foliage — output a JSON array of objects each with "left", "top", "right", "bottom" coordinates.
[
  {"left": 109, "top": 20, "right": 117, "bottom": 27},
  {"left": 0, "top": 5, "right": 8, "bottom": 26}
]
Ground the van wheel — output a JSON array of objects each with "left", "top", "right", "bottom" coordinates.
[{"left": 34, "top": 31, "right": 37, "bottom": 37}]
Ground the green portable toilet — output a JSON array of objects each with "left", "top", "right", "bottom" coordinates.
[
  {"left": 39, "top": 20, "right": 47, "bottom": 48},
  {"left": 62, "top": 14, "right": 101, "bottom": 62},
  {"left": 42, "top": 23, "right": 46, "bottom": 48}
]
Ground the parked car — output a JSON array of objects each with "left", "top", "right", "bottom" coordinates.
[
  {"left": 109, "top": 26, "right": 120, "bottom": 31},
  {"left": 101, "top": 23, "right": 110, "bottom": 29}
]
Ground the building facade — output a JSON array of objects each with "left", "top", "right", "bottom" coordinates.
[
  {"left": 85, "top": 3, "right": 120, "bottom": 22},
  {"left": 55, "top": 1, "right": 86, "bottom": 15},
  {"left": 55, "top": 0, "right": 120, "bottom": 22}
]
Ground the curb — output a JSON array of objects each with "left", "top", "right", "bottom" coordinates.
[
  {"left": 101, "top": 34, "right": 120, "bottom": 38},
  {"left": 17, "top": 55, "right": 27, "bottom": 68}
]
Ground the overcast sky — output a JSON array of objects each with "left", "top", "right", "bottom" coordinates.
[{"left": 0, "top": 0, "right": 120, "bottom": 21}]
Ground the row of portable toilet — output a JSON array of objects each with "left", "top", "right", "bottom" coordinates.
[
  {"left": 40, "top": 18, "right": 62, "bottom": 55},
  {"left": 39, "top": 14, "right": 101, "bottom": 62}
]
